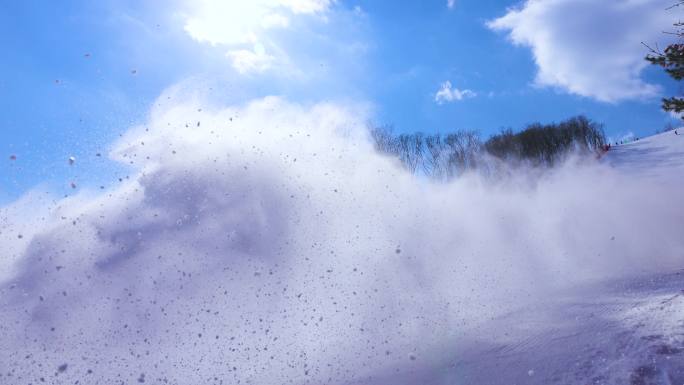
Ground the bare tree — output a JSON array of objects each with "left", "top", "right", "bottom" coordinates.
[
  {"left": 424, "top": 134, "right": 446, "bottom": 179},
  {"left": 397, "top": 133, "right": 424, "bottom": 174}
]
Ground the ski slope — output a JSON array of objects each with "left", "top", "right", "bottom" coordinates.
[
  {"left": 430, "top": 130, "right": 684, "bottom": 385},
  {"left": 1, "top": 100, "right": 683, "bottom": 385},
  {"left": 353, "top": 130, "right": 684, "bottom": 385},
  {"left": 604, "top": 130, "right": 684, "bottom": 179},
  {"left": 413, "top": 270, "right": 684, "bottom": 385}
]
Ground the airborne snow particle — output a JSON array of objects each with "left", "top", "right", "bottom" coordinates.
[
  {"left": 57, "top": 363, "right": 67, "bottom": 373},
  {"left": 68, "top": 156, "right": 76, "bottom": 165},
  {"left": 9, "top": 154, "right": 16, "bottom": 160}
]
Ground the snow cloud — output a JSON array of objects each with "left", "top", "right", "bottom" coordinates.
[
  {"left": 608, "top": 131, "right": 636, "bottom": 145},
  {"left": 488, "top": 0, "right": 681, "bottom": 103},
  {"left": 434, "top": 80, "right": 476, "bottom": 104},
  {"left": 2, "top": 85, "right": 684, "bottom": 383}
]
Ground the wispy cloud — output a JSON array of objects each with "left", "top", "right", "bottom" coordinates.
[
  {"left": 435, "top": 81, "right": 475, "bottom": 104},
  {"left": 280, "top": 0, "right": 334, "bottom": 14},
  {"left": 182, "top": 0, "right": 335, "bottom": 74},
  {"left": 447, "top": 0, "right": 456, "bottom": 9},
  {"left": 227, "top": 46, "right": 276, "bottom": 74}
]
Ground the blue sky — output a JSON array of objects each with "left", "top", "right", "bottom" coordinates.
[{"left": 1, "top": 0, "right": 682, "bottom": 203}]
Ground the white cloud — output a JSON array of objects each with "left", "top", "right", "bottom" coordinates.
[
  {"left": 183, "top": 1, "right": 274, "bottom": 46},
  {"left": 182, "top": 0, "right": 334, "bottom": 74},
  {"left": 488, "top": 0, "right": 682, "bottom": 103},
  {"left": 227, "top": 45, "right": 276, "bottom": 74},
  {"left": 280, "top": 0, "right": 334, "bottom": 14},
  {"left": 434, "top": 80, "right": 476, "bottom": 104},
  {"left": 447, "top": 0, "right": 456, "bottom": 9},
  {"left": 261, "top": 12, "right": 290, "bottom": 29}
]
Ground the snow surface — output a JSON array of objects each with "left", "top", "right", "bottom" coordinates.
[
  {"left": 430, "top": 131, "right": 684, "bottom": 385},
  {"left": 605, "top": 130, "right": 684, "bottom": 179},
  {"left": 1, "top": 96, "right": 683, "bottom": 385}
]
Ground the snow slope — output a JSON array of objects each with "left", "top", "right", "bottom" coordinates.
[
  {"left": 403, "top": 271, "right": 684, "bottom": 385},
  {"left": 1, "top": 98, "right": 683, "bottom": 385},
  {"left": 427, "top": 131, "right": 684, "bottom": 385},
  {"left": 352, "top": 131, "right": 684, "bottom": 385},
  {"left": 604, "top": 130, "right": 684, "bottom": 179}
]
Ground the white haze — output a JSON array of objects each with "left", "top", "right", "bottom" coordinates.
[{"left": 1, "top": 88, "right": 683, "bottom": 385}]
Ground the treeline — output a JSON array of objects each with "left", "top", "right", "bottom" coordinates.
[{"left": 370, "top": 115, "right": 606, "bottom": 180}]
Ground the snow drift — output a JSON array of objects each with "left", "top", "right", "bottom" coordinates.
[{"left": 1, "top": 90, "right": 684, "bottom": 384}]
